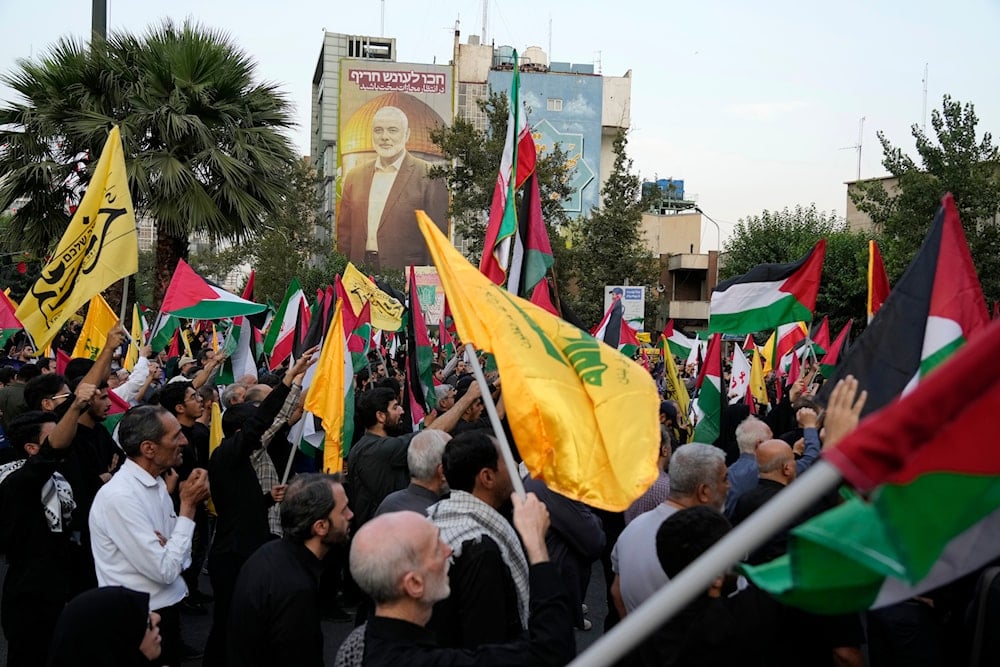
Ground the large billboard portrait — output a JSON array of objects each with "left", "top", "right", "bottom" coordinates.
[{"left": 336, "top": 61, "right": 453, "bottom": 271}]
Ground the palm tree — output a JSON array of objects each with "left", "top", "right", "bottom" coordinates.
[{"left": 0, "top": 19, "right": 297, "bottom": 306}]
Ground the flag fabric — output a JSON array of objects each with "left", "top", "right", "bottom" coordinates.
[
  {"left": 417, "top": 210, "right": 659, "bottom": 511},
  {"left": 728, "top": 342, "right": 752, "bottom": 405},
  {"left": 867, "top": 240, "right": 891, "bottom": 324},
  {"left": 693, "top": 333, "right": 723, "bottom": 443},
  {"left": 745, "top": 316, "right": 1000, "bottom": 614},
  {"left": 16, "top": 126, "right": 138, "bottom": 351},
  {"left": 55, "top": 349, "right": 71, "bottom": 375},
  {"left": 123, "top": 303, "right": 146, "bottom": 371},
  {"left": 149, "top": 259, "right": 264, "bottom": 351},
  {"left": 659, "top": 332, "right": 691, "bottom": 419},
  {"left": 708, "top": 240, "right": 826, "bottom": 334},
  {"left": 217, "top": 316, "right": 258, "bottom": 385},
  {"left": 759, "top": 330, "right": 776, "bottom": 375},
  {"left": 480, "top": 50, "right": 536, "bottom": 286},
  {"left": 304, "top": 299, "right": 353, "bottom": 473},
  {"left": 405, "top": 266, "right": 437, "bottom": 429},
  {"left": 0, "top": 291, "right": 24, "bottom": 348},
  {"left": 749, "top": 347, "right": 768, "bottom": 407},
  {"left": 810, "top": 316, "right": 830, "bottom": 356},
  {"left": 72, "top": 295, "right": 119, "bottom": 360},
  {"left": 592, "top": 298, "right": 642, "bottom": 358},
  {"left": 663, "top": 320, "right": 697, "bottom": 360},
  {"left": 101, "top": 388, "right": 131, "bottom": 435},
  {"left": 818, "top": 194, "right": 988, "bottom": 416},
  {"left": 772, "top": 322, "right": 808, "bottom": 373},
  {"left": 342, "top": 262, "right": 404, "bottom": 331},
  {"left": 508, "top": 171, "right": 559, "bottom": 316},
  {"left": 439, "top": 315, "right": 456, "bottom": 359},
  {"left": 819, "top": 319, "right": 853, "bottom": 377},
  {"left": 263, "top": 279, "right": 307, "bottom": 369}
]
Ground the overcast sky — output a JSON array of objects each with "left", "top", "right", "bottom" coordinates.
[{"left": 3, "top": 0, "right": 998, "bottom": 248}]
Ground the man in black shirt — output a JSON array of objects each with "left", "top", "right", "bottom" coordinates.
[
  {"left": 341, "top": 493, "right": 574, "bottom": 667},
  {"left": 0, "top": 382, "right": 96, "bottom": 667},
  {"left": 228, "top": 473, "right": 353, "bottom": 667}
]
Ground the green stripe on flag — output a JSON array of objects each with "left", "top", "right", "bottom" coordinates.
[
  {"left": 919, "top": 336, "right": 965, "bottom": 378},
  {"left": 709, "top": 295, "right": 812, "bottom": 335}
]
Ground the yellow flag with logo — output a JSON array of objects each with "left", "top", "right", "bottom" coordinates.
[
  {"left": 750, "top": 348, "right": 769, "bottom": 406},
  {"left": 416, "top": 211, "right": 659, "bottom": 511},
  {"left": 341, "top": 262, "right": 404, "bottom": 331},
  {"left": 123, "top": 303, "right": 143, "bottom": 371},
  {"left": 72, "top": 294, "right": 119, "bottom": 360},
  {"left": 17, "top": 126, "right": 138, "bottom": 350}
]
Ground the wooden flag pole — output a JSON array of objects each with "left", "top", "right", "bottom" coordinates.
[{"left": 464, "top": 342, "right": 526, "bottom": 499}]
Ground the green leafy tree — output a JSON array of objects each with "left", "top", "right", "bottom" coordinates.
[
  {"left": 0, "top": 20, "right": 297, "bottom": 308},
  {"left": 429, "top": 90, "right": 573, "bottom": 262},
  {"left": 563, "top": 129, "right": 658, "bottom": 328},
  {"left": 851, "top": 95, "right": 1000, "bottom": 304},
  {"left": 721, "top": 205, "right": 870, "bottom": 331}
]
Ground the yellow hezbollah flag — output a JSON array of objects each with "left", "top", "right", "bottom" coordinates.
[
  {"left": 304, "top": 299, "right": 351, "bottom": 474},
  {"left": 750, "top": 348, "right": 769, "bottom": 406},
  {"left": 342, "top": 262, "right": 403, "bottom": 331},
  {"left": 123, "top": 303, "right": 143, "bottom": 371},
  {"left": 662, "top": 336, "right": 690, "bottom": 419},
  {"left": 759, "top": 330, "right": 776, "bottom": 375},
  {"left": 416, "top": 211, "right": 659, "bottom": 511},
  {"left": 17, "top": 126, "right": 138, "bottom": 350},
  {"left": 206, "top": 401, "right": 224, "bottom": 515},
  {"left": 72, "top": 294, "right": 118, "bottom": 360}
]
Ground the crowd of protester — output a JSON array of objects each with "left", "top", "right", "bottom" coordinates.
[{"left": 0, "top": 322, "right": 995, "bottom": 667}]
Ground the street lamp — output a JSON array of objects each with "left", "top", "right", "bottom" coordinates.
[{"left": 694, "top": 207, "right": 722, "bottom": 290}]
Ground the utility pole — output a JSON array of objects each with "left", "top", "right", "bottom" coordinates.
[{"left": 92, "top": 0, "right": 107, "bottom": 40}]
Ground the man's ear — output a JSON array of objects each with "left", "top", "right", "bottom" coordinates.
[
  {"left": 23, "top": 443, "right": 40, "bottom": 457},
  {"left": 401, "top": 570, "right": 424, "bottom": 599}
]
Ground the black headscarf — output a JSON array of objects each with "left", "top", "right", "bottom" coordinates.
[{"left": 47, "top": 586, "right": 151, "bottom": 667}]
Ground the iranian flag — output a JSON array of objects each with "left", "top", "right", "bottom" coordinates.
[
  {"left": 149, "top": 259, "right": 265, "bottom": 351},
  {"left": 662, "top": 320, "right": 696, "bottom": 360},
  {"left": 480, "top": 50, "right": 535, "bottom": 286},
  {"left": 745, "top": 315, "right": 1000, "bottom": 613},
  {"left": 771, "top": 321, "right": 808, "bottom": 373},
  {"left": 693, "top": 332, "right": 723, "bottom": 443},
  {"left": 592, "top": 298, "right": 641, "bottom": 358},
  {"left": 819, "top": 193, "right": 988, "bottom": 416},
  {"left": 264, "top": 279, "right": 307, "bottom": 370},
  {"left": 0, "top": 291, "right": 23, "bottom": 348},
  {"left": 709, "top": 240, "right": 825, "bottom": 334}
]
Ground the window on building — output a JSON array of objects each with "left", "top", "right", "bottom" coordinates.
[{"left": 546, "top": 98, "right": 563, "bottom": 112}]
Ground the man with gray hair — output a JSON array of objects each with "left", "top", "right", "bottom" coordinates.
[
  {"left": 336, "top": 105, "right": 449, "bottom": 270},
  {"left": 375, "top": 430, "right": 451, "bottom": 517},
  {"left": 228, "top": 473, "right": 353, "bottom": 666},
  {"left": 609, "top": 443, "right": 729, "bottom": 616},
  {"left": 89, "top": 404, "right": 211, "bottom": 666},
  {"left": 724, "top": 415, "right": 772, "bottom": 517},
  {"left": 336, "top": 493, "right": 575, "bottom": 667}
]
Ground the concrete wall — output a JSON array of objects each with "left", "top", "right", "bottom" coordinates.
[
  {"left": 845, "top": 175, "right": 899, "bottom": 232},
  {"left": 640, "top": 211, "right": 703, "bottom": 256}
]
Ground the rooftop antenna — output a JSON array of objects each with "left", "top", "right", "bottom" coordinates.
[
  {"left": 548, "top": 14, "right": 552, "bottom": 61},
  {"left": 840, "top": 116, "right": 865, "bottom": 181},
  {"left": 594, "top": 50, "right": 602, "bottom": 75},
  {"left": 481, "top": 0, "right": 488, "bottom": 46},
  {"left": 380, "top": 0, "right": 385, "bottom": 36},
  {"left": 922, "top": 63, "right": 929, "bottom": 132}
]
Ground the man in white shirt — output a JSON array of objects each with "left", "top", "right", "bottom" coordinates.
[
  {"left": 89, "top": 403, "right": 210, "bottom": 666},
  {"left": 336, "top": 105, "right": 449, "bottom": 270}
]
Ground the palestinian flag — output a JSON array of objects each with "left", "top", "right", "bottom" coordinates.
[
  {"left": 217, "top": 316, "right": 258, "bottom": 385},
  {"left": 810, "top": 316, "right": 830, "bottom": 356},
  {"left": 508, "top": 170, "right": 559, "bottom": 316},
  {"left": 264, "top": 279, "right": 307, "bottom": 370},
  {"left": 405, "top": 266, "right": 437, "bottom": 428},
  {"left": 868, "top": 240, "right": 891, "bottom": 324},
  {"left": 709, "top": 240, "right": 825, "bottom": 334},
  {"left": 819, "top": 194, "right": 988, "bottom": 416},
  {"left": 0, "top": 291, "right": 23, "bottom": 348},
  {"left": 592, "top": 298, "right": 641, "bottom": 358},
  {"left": 744, "top": 316, "right": 1000, "bottom": 614},
  {"left": 663, "top": 320, "right": 697, "bottom": 360},
  {"left": 819, "top": 319, "right": 852, "bottom": 377},
  {"left": 693, "top": 332, "right": 723, "bottom": 443},
  {"left": 149, "top": 259, "right": 265, "bottom": 351},
  {"left": 440, "top": 314, "right": 456, "bottom": 359}
]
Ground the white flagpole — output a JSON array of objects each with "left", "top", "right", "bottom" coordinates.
[
  {"left": 463, "top": 342, "right": 525, "bottom": 499},
  {"left": 569, "top": 460, "right": 844, "bottom": 667}
]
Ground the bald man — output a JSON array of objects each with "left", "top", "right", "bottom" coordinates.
[
  {"left": 336, "top": 105, "right": 449, "bottom": 270},
  {"left": 729, "top": 439, "right": 802, "bottom": 565},
  {"left": 337, "top": 494, "right": 575, "bottom": 667}
]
